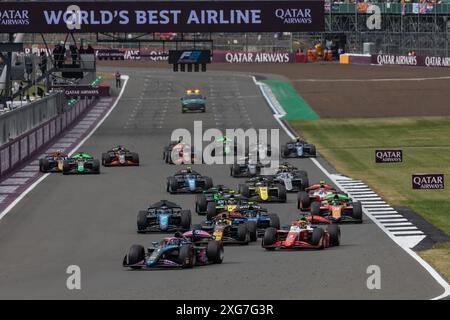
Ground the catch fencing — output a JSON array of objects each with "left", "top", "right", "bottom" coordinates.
[{"left": 0, "top": 96, "right": 93, "bottom": 177}]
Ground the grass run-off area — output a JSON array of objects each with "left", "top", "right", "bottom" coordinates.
[{"left": 290, "top": 116, "right": 450, "bottom": 279}]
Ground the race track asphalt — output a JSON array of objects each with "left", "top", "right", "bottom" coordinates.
[{"left": 0, "top": 68, "right": 443, "bottom": 299}]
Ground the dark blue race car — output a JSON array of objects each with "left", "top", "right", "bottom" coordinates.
[
  {"left": 281, "top": 138, "right": 316, "bottom": 158},
  {"left": 137, "top": 200, "right": 191, "bottom": 233},
  {"left": 234, "top": 203, "right": 281, "bottom": 237},
  {"left": 123, "top": 230, "right": 224, "bottom": 269},
  {"left": 166, "top": 167, "right": 213, "bottom": 194}
]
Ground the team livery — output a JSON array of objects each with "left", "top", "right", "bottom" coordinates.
[
  {"left": 307, "top": 192, "right": 363, "bottom": 224},
  {"left": 281, "top": 138, "right": 317, "bottom": 158},
  {"left": 166, "top": 167, "right": 213, "bottom": 193},
  {"left": 39, "top": 150, "right": 68, "bottom": 173},
  {"left": 262, "top": 217, "right": 340, "bottom": 250},
  {"left": 137, "top": 200, "right": 191, "bottom": 233},
  {"left": 62, "top": 152, "right": 100, "bottom": 175},
  {"left": 123, "top": 231, "right": 223, "bottom": 269},
  {"left": 238, "top": 176, "right": 287, "bottom": 203},
  {"left": 102, "top": 145, "right": 139, "bottom": 166}
]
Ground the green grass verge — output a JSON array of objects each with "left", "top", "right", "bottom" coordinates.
[
  {"left": 290, "top": 116, "right": 450, "bottom": 235},
  {"left": 260, "top": 79, "right": 319, "bottom": 120},
  {"left": 419, "top": 242, "right": 450, "bottom": 282},
  {"left": 290, "top": 116, "right": 450, "bottom": 280}
]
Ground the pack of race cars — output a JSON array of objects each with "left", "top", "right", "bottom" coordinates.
[
  {"left": 120, "top": 134, "right": 364, "bottom": 270},
  {"left": 37, "top": 88, "right": 363, "bottom": 271}
]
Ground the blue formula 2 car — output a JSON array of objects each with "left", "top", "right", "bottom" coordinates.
[
  {"left": 123, "top": 230, "right": 224, "bottom": 269},
  {"left": 137, "top": 200, "right": 191, "bottom": 233},
  {"left": 234, "top": 203, "right": 281, "bottom": 237},
  {"left": 166, "top": 167, "right": 213, "bottom": 194},
  {"left": 281, "top": 138, "right": 316, "bottom": 158}
]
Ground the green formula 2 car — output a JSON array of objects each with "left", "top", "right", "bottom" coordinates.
[{"left": 62, "top": 152, "right": 100, "bottom": 175}]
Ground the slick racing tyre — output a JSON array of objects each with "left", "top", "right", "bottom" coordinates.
[
  {"left": 126, "top": 245, "right": 145, "bottom": 269},
  {"left": 102, "top": 153, "right": 110, "bottom": 166},
  {"left": 268, "top": 214, "right": 280, "bottom": 230},
  {"left": 246, "top": 221, "right": 257, "bottom": 242},
  {"left": 39, "top": 158, "right": 50, "bottom": 172},
  {"left": 262, "top": 227, "right": 277, "bottom": 250},
  {"left": 195, "top": 194, "right": 207, "bottom": 213},
  {"left": 310, "top": 202, "right": 321, "bottom": 215},
  {"left": 179, "top": 245, "right": 195, "bottom": 268},
  {"left": 180, "top": 210, "right": 192, "bottom": 230},
  {"left": 327, "top": 224, "right": 341, "bottom": 246},
  {"left": 311, "top": 227, "right": 324, "bottom": 247},
  {"left": 297, "top": 191, "right": 311, "bottom": 210},
  {"left": 137, "top": 210, "right": 148, "bottom": 233},
  {"left": 206, "top": 202, "right": 217, "bottom": 221},
  {"left": 237, "top": 223, "right": 249, "bottom": 243},
  {"left": 352, "top": 201, "right": 363, "bottom": 223},
  {"left": 207, "top": 241, "right": 224, "bottom": 264}
]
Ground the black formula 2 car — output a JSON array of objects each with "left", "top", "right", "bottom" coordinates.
[
  {"left": 166, "top": 167, "right": 213, "bottom": 194},
  {"left": 102, "top": 145, "right": 139, "bottom": 166},
  {"left": 137, "top": 200, "right": 191, "bottom": 233},
  {"left": 123, "top": 230, "right": 223, "bottom": 269}
]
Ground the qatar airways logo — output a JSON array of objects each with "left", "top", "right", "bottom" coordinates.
[
  {"left": 274, "top": 8, "right": 312, "bottom": 24},
  {"left": 0, "top": 10, "right": 30, "bottom": 26},
  {"left": 412, "top": 174, "right": 444, "bottom": 190}
]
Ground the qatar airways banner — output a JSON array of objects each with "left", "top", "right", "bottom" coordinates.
[
  {"left": 0, "top": 1, "right": 324, "bottom": 33},
  {"left": 372, "top": 54, "right": 450, "bottom": 68},
  {"left": 213, "top": 51, "right": 296, "bottom": 63}
]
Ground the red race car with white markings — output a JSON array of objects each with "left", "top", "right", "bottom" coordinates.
[
  {"left": 297, "top": 180, "right": 336, "bottom": 210},
  {"left": 261, "top": 217, "right": 340, "bottom": 250}
]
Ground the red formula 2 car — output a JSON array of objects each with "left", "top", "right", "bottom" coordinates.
[
  {"left": 297, "top": 180, "right": 336, "bottom": 210},
  {"left": 102, "top": 145, "right": 139, "bottom": 166},
  {"left": 261, "top": 218, "right": 340, "bottom": 250}
]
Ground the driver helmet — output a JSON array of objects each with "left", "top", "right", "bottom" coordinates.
[
  {"left": 186, "top": 166, "right": 192, "bottom": 173},
  {"left": 319, "top": 180, "right": 326, "bottom": 188},
  {"left": 295, "top": 136, "right": 301, "bottom": 143}
]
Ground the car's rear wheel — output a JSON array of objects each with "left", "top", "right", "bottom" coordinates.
[
  {"left": 178, "top": 245, "right": 194, "bottom": 268},
  {"left": 309, "top": 145, "right": 317, "bottom": 156},
  {"left": 278, "top": 185, "right": 287, "bottom": 202},
  {"left": 101, "top": 153, "right": 109, "bottom": 166},
  {"left": 204, "top": 177, "right": 213, "bottom": 189},
  {"left": 239, "top": 184, "right": 250, "bottom": 198},
  {"left": 126, "top": 244, "right": 145, "bottom": 269},
  {"left": 298, "top": 191, "right": 311, "bottom": 210},
  {"left": 262, "top": 227, "right": 277, "bottom": 250},
  {"left": 167, "top": 177, "right": 178, "bottom": 193},
  {"left": 268, "top": 214, "right": 280, "bottom": 230},
  {"left": 206, "top": 202, "right": 216, "bottom": 221},
  {"left": 195, "top": 194, "right": 207, "bottom": 213},
  {"left": 206, "top": 241, "right": 224, "bottom": 264},
  {"left": 246, "top": 221, "right": 257, "bottom": 241},
  {"left": 311, "top": 227, "right": 324, "bottom": 247},
  {"left": 237, "top": 224, "right": 248, "bottom": 243},
  {"left": 281, "top": 145, "right": 289, "bottom": 158},
  {"left": 180, "top": 210, "right": 191, "bottom": 230},
  {"left": 137, "top": 210, "right": 148, "bottom": 233},
  {"left": 62, "top": 159, "right": 70, "bottom": 175},
  {"left": 92, "top": 159, "right": 100, "bottom": 174},
  {"left": 352, "top": 201, "right": 363, "bottom": 222},
  {"left": 231, "top": 164, "right": 240, "bottom": 177},
  {"left": 327, "top": 224, "right": 341, "bottom": 246},
  {"left": 131, "top": 153, "right": 139, "bottom": 165}
]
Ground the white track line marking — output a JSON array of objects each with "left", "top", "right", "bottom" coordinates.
[
  {"left": 292, "top": 76, "right": 450, "bottom": 82},
  {"left": 0, "top": 75, "right": 129, "bottom": 222},
  {"left": 254, "top": 75, "right": 450, "bottom": 299}
]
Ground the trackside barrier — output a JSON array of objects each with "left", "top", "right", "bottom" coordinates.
[{"left": 0, "top": 97, "right": 94, "bottom": 177}]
